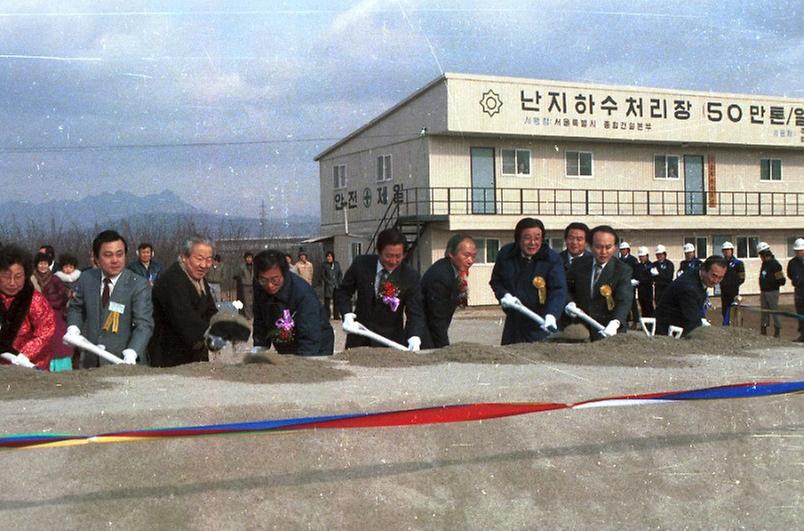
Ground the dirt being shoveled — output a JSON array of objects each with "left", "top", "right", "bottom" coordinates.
[
  {"left": 0, "top": 353, "right": 350, "bottom": 401},
  {"left": 335, "top": 325, "right": 793, "bottom": 369}
]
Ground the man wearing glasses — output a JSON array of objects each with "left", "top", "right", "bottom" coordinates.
[{"left": 252, "top": 249, "right": 333, "bottom": 356}]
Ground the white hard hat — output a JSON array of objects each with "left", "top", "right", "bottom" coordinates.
[
  {"left": 619, "top": 241, "right": 630, "bottom": 250},
  {"left": 655, "top": 244, "right": 667, "bottom": 254},
  {"left": 756, "top": 241, "right": 770, "bottom": 253},
  {"left": 637, "top": 246, "right": 649, "bottom": 256},
  {"left": 682, "top": 243, "right": 695, "bottom": 253},
  {"left": 721, "top": 241, "right": 734, "bottom": 251},
  {"left": 795, "top": 238, "right": 804, "bottom": 251}
]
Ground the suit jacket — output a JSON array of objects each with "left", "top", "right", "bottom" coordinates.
[
  {"left": 67, "top": 268, "right": 153, "bottom": 367},
  {"left": 253, "top": 271, "right": 334, "bottom": 356},
  {"left": 420, "top": 257, "right": 461, "bottom": 348},
  {"left": 149, "top": 261, "right": 217, "bottom": 367},
  {"left": 335, "top": 254, "right": 425, "bottom": 348},
  {"left": 559, "top": 249, "right": 592, "bottom": 272},
  {"left": 490, "top": 242, "right": 567, "bottom": 344},
  {"left": 655, "top": 269, "right": 707, "bottom": 336},
  {"left": 566, "top": 255, "right": 633, "bottom": 337}
]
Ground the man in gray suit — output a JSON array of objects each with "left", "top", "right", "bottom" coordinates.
[{"left": 67, "top": 230, "right": 154, "bottom": 367}]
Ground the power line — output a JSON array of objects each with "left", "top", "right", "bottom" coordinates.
[{"left": 0, "top": 132, "right": 420, "bottom": 154}]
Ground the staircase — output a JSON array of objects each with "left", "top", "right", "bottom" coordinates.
[{"left": 366, "top": 200, "right": 428, "bottom": 270}]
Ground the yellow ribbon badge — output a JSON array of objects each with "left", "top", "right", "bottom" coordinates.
[
  {"left": 532, "top": 276, "right": 546, "bottom": 305},
  {"left": 102, "top": 311, "right": 120, "bottom": 334},
  {"left": 599, "top": 284, "right": 615, "bottom": 311}
]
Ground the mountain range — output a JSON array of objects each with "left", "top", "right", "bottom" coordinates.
[{"left": 0, "top": 190, "right": 320, "bottom": 238}]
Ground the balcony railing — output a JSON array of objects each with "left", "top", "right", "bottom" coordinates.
[{"left": 397, "top": 187, "right": 804, "bottom": 218}]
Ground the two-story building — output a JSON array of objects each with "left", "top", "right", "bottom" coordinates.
[{"left": 315, "top": 73, "right": 803, "bottom": 305}]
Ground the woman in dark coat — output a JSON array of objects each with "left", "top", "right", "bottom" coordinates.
[{"left": 31, "top": 252, "right": 72, "bottom": 371}]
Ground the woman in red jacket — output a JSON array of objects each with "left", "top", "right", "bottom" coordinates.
[{"left": 0, "top": 245, "right": 55, "bottom": 370}]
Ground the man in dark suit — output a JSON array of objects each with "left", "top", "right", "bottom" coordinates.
[
  {"left": 149, "top": 236, "right": 218, "bottom": 367},
  {"left": 335, "top": 228, "right": 425, "bottom": 350},
  {"left": 321, "top": 251, "right": 343, "bottom": 320},
  {"left": 252, "top": 250, "right": 334, "bottom": 356},
  {"left": 566, "top": 225, "right": 634, "bottom": 340},
  {"left": 656, "top": 255, "right": 727, "bottom": 337},
  {"left": 67, "top": 230, "right": 153, "bottom": 367},
  {"left": 420, "top": 233, "right": 477, "bottom": 349},
  {"left": 634, "top": 246, "right": 655, "bottom": 318},
  {"left": 490, "top": 217, "right": 566, "bottom": 344},
  {"left": 618, "top": 241, "right": 641, "bottom": 329},
  {"left": 558, "top": 222, "right": 591, "bottom": 272}
]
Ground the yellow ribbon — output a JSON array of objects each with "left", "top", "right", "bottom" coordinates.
[
  {"left": 599, "top": 284, "right": 614, "bottom": 311},
  {"left": 102, "top": 311, "right": 120, "bottom": 334},
  {"left": 532, "top": 276, "right": 546, "bottom": 305}
]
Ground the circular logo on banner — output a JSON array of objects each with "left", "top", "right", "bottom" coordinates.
[
  {"left": 363, "top": 187, "right": 372, "bottom": 207},
  {"left": 480, "top": 89, "right": 503, "bottom": 117}
]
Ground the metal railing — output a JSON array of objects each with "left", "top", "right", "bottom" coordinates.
[{"left": 396, "top": 187, "right": 804, "bottom": 218}]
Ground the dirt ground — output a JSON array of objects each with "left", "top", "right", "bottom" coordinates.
[{"left": 0, "top": 308, "right": 801, "bottom": 529}]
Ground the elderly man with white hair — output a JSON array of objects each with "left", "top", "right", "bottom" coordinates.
[{"left": 149, "top": 236, "right": 218, "bottom": 367}]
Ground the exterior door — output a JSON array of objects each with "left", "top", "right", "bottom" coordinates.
[
  {"left": 684, "top": 155, "right": 705, "bottom": 215},
  {"left": 470, "top": 147, "right": 496, "bottom": 214}
]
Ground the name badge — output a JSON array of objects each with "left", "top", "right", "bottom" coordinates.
[{"left": 109, "top": 302, "right": 126, "bottom": 314}]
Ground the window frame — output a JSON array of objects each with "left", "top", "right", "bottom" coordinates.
[
  {"left": 654, "top": 154, "right": 680, "bottom": 180},
  {"left": 736, "top": 236, "right": 759, "bottom": 259},
  {"left": 474, "top": 238, "right": 500, "bottom": 264},
  {"left": 376, "top": 154, "right": 392, "bottom": 182},
  {"left": 565, "top": 150, "right": 593, "bottom": 178},
  {"left": 333, "top": 164, "right": 347, "bottom": 190},
  {"left": 759, "top": 158, "right": 782, "bottom": 182},
  {"left": 501, "top": 148, "right": 532, "bottom": 177}
]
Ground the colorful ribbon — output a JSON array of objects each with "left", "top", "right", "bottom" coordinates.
[{"left": 1, "top": 381, "right": 801, "bottom": 451}]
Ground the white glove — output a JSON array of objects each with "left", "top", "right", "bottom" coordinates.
[
  {"left": 701, "top": 318, "right": 711, "bottom": 327},
  {"left": 121, "top": 349, "right": 138, "bottom": 365},
  {"left": 603, "top": 320, "right": 620, "bottom": 337},
  {"left": 542, "top": 313, "right": 557, "bottom": 332},
  {"left": 66, "top": 325, "right": 81, "bottom": 336},
  {"left": 500, "top": 293, "right": 521, "bottom": 308},
  {"left": 650, "top": 267, "right": 659, "bottom": 277},
  {"left": 232, "top": 300, "right": 244, "bottom": 310},
  {"left": 407, "top": 336, "right": 421, "bottom": 352},
  {"left": 630, "top": 279, "right": 639, "bottom": 287},
  {"left": 12, "top": 353, "right": 36, "bottom": 368},
  {"left": 343, "top": 313, "right": 356, "bottom": 327}
]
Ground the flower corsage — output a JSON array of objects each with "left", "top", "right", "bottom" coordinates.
[
  {"left": 379, "top": 277, "right": 401, "bottom": 312},
  {"left": 272, "top": 309, "right": 296, "bottom": 344}
]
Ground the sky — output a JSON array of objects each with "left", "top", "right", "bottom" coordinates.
[{"left": 0, "top": 0, "right": 801, "bottom": 220}]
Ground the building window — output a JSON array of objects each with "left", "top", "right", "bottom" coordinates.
[
  {"left": 683, "top": 237, "right": 707, "bottom": 258},
  {"left": 566, "top": 151, "right": 593, "bottom": 177},
  {"left": 654, "top": 154, "right": 680, "bottom": 179},
  {"left": 502, "top": 149, "right": 531, "bottom": 176},
  {"left": 475, "top": 238, "right": 500, "bottom": 264},
  {"left": 376, "top": 154, "right": 392, "bottom": 182},
  {"left": 736, "top": 236, "right": 759, "bottom": 259},
  {"left": 549, "top": 238, "right": 564, "bottom": 252},
  {"left": 333, "top": 164, "right": 346, "bottom": 190},
  {"left": 760, "top": 158, "right": 782, "bottom": 181},
  {"left": 787, "top": 237, "right": 799, "bottom": 257}
]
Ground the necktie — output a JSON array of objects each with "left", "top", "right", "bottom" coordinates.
[
  {"left": 102, "top": 277, "right": 112, "bottom": 308},
  {"left": 592, "top": 263, "right": 603, "bottom": 289}
]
